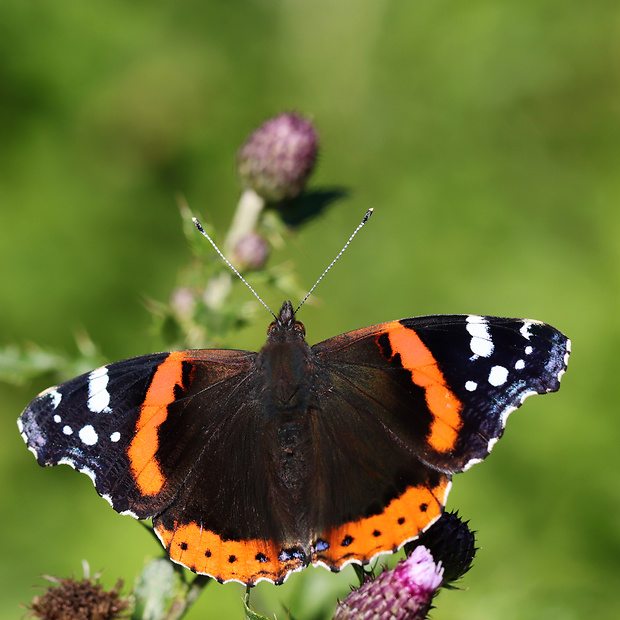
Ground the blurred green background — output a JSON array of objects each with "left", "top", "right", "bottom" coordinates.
[{"left": 1, "top": 1, "right": 618, "bottom": 618}]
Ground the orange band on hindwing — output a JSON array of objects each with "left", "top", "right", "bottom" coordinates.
[
  {"left": 127, "top": 352, "right": 187, "bottom": 496},
  {"left": 384, "top": 322, "right": 463, "bottom": 453},
  {"left": 154, "top": 520, "right": 306, "bottom": 585},
  {"left": 313, "top": 476, "right": 451, "bottom": 569}
]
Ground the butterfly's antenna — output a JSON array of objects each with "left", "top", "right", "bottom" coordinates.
[
  {"left": 295, "top": 208, "right": 373, "bottom": 314},
  {"left": 192, "top": 218, "right": 276, "bottom": 319}
]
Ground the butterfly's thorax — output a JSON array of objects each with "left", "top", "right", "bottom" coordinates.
[
  {"left": 254, "top": 302, "right": 319, "bottom": 516},
  {"left": 256, "top": 338, "right": 313, "bottom": 413},
  {"left": 257, "top": 301, "right": 314, "bottom": 414}
]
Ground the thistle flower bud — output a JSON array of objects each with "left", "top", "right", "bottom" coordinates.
[
  {"left": 237, "top": 113, "right": 318, "bottom": 202},
  {"left": 27, "top": 575, "right": 129, "bottom": 619},
  {"left": 405, "top": 511, "right": 477, "bottom": 586},
  {"left": 233, "top": 232, "right": 270, "bottom": 271},
  {"left": 333, "top": 546, "right": 443, "bottom": 620}
]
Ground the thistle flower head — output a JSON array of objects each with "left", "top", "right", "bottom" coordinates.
[
  {"left": 237, "top": 113, "right": 318, "bottom": 202},
  {"left": 26, "top": 575, "right": 129, "bottom": 620},
  {"left": 333, "top": 546, "right": 443, "bottom": 620}
]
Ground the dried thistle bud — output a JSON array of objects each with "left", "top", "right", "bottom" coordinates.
[
  {"left": 27, "top": 575, "right": 130, "bottom": 620},
  {"left": 237, "top": 113, "right": 318, "bottom": 202},
  {"left": 233, "top": 232, "right": 270, "bottom": 271},
  {"left": 333, "top": 546, "right": 444, "bottom": 620},
  {"left": 405, "top": 511, "right": 477, "bottom": 585}
]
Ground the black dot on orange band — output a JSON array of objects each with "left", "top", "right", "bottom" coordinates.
[
  {"left": 398, "top": 517, "right": 406, "bottom": 525},
  {"left": 420, "top": 503, "right": 428, "bottom": 512},
  {"left": 205, "top": 550, "right": 211, "bottom": 557},
  {"left": 180, "top": 542, "right": 188, "bottom": 550},
  {"left": 256, "top": 553, "right": 268, "bottom": 563},
  {"left": 377, "top": 332, "right": 393, "bottom": 359},
  {"left": 341, "top": 535, "right": 354, "bottom": 547},
  {"left": 372, "top": 530, "right": 381, "bottom": 537},
  {"left": 228, "top": 555, "right": 237, "bottom": 563}
]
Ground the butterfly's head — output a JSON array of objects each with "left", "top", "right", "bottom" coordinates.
[{"left": 267, "top": 301, "right": 306, "bottom": 341}]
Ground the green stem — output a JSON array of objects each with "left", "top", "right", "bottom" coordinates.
[
  {"left": 163, "top": 575, "right": 211, "bottom": 620},
  {"left": 225, "top": 188, "right": 266, "bottom": 253}
]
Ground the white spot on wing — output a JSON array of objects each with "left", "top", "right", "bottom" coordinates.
[
  {"left": 49, "top": 389, "right": 62, "bottom": 409},
  {"left": 488, "top": 365, "right": 509, "bottom": 386},
  {"left": 465, "top": 380, "right": 477, "bottom": 391},
  {"left": 520, "top": 322, "right": 533, "bottom": 340},
  {"left": 63, "top": 425, "right": 73, "bottom": 435},
  {"left": 515, "top": 359, "right": 525, "bottom": 370},
  {"left": 88, "top": 366, "right": 112, "bottom": 414},
  {"left": 36, "top": 386, "right": 63, "bottom": 409},
  {"left": 466, "top": 316, "right": 494, "bottom": 358},
  {"left": 110, "top": 431, "right": 121, "bottom": 443},
  {"left": 53, "top": 414, "right": 62, "bottom": 423},
  {"left": 79, "top": 424, "right": 98, "bottom": 446},
  {"left": 525, "top": 346, "right": 533, "bottom": 355}
]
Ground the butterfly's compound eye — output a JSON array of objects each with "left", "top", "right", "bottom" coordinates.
[
  {"left": 267, "top": 321, "right": 277, "bottom": 335},
  {"left": 295, "top": 321, "right": 306, "bottom": 336}
]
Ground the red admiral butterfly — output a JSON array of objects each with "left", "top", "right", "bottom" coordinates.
[{"left": 18, "top": 216, "right": 570, "bottom": 586}]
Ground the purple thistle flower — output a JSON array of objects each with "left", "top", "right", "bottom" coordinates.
[
  {"left": 237, "top": 113, "right": 318, "bottom": 202},
  {"left": 333, "top": 546, "right": 444, "bottom": 620}
]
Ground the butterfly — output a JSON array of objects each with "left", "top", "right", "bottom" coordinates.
[{"left": 18, "top": 297, "right": 570, "bottom": 585}]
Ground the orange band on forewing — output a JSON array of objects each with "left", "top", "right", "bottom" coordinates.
[
  {"left": 127, "top": 352, "right": 186, "bottom": 496},
  {"left": 155, "top": 521, "right": 305, "bottom": 585},
  {"left": 314, "top": 476, "right": 451, "bottom": 569},
  {"left": 386, "top": 323, "right": 463, "bottom": 453}
]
